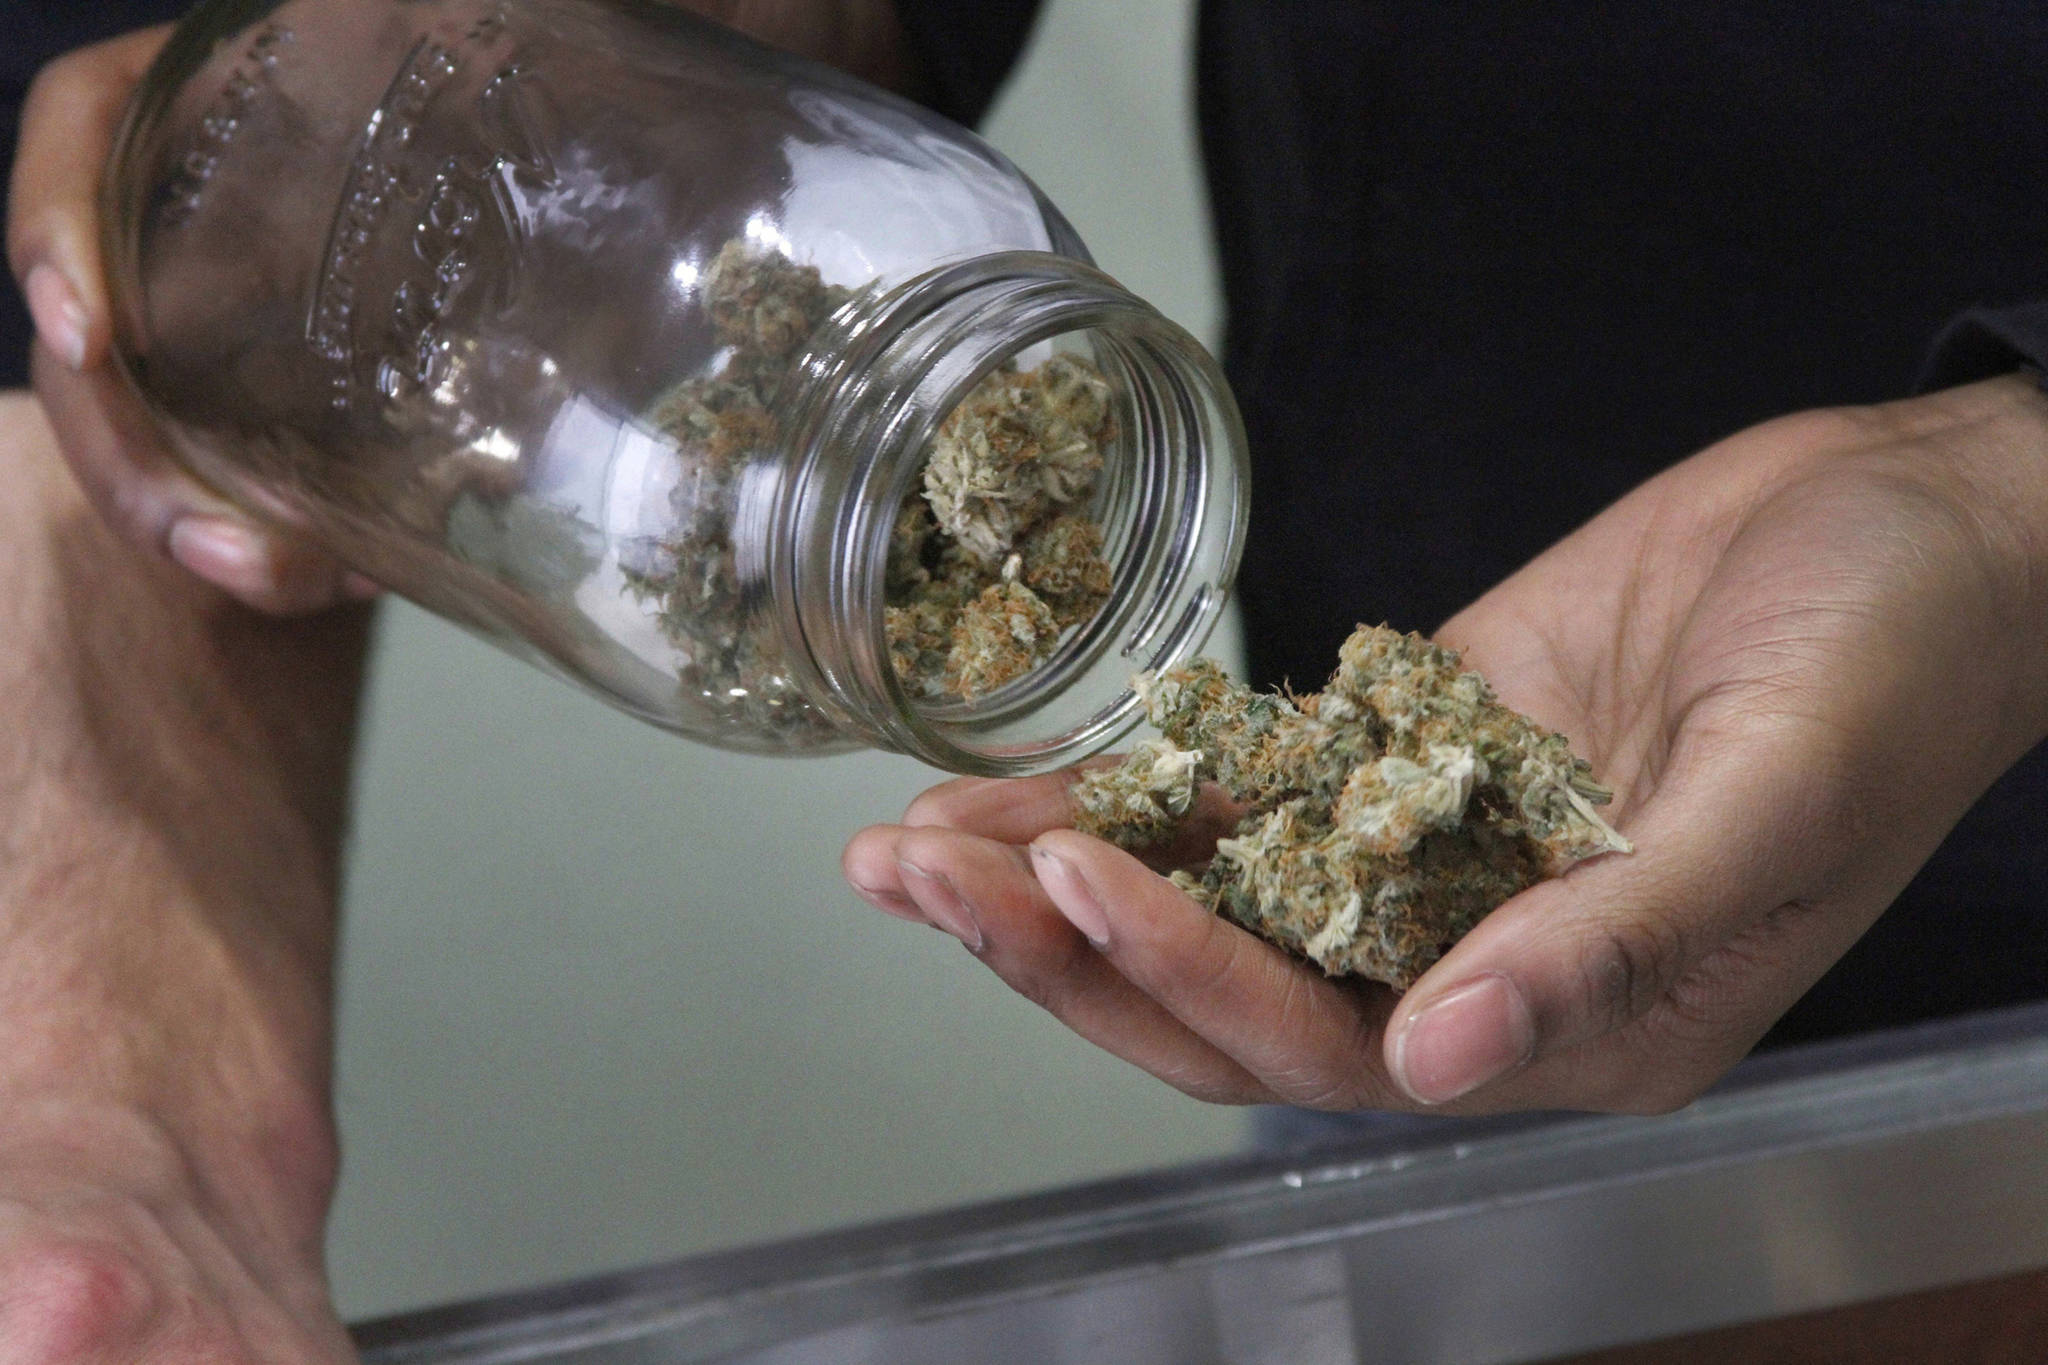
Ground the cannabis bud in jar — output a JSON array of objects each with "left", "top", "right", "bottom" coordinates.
[
  {"left": 1071, "top": 625, "right": 1632, "bottom": 989},
  {"left": 884, "top": 355, "right": 1117, "bottom": 700},
  {"left": 625, "top": 241, "right": 857, "bottom": 743},
  {"left": 107, "top": 0, "right": 1250, "bottom": 771},
  {"left": 627, "top": 242, "right": 1118, "bottom": 725}
]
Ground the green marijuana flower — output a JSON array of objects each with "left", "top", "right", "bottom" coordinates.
[
  {"left": 1071, "top": 626, "right": 1632, "bottom": 989},
  {"left": 629, "top": 241, "right": 1117, "bottom": 728}
]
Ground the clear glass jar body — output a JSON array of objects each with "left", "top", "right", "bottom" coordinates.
[{"left": 105, "top": 0, "right": 1247, "bottom": 773}]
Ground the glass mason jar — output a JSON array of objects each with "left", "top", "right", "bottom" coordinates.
[{"left": 103, "top": 0, "right": 1248, "bottom": 774}]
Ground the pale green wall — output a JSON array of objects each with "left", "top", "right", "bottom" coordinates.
[{"left": 326, "top": 0, "right": 1244, "bottom": 1320}]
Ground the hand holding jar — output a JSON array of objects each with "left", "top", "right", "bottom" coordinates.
[
  {"left": 0, "top": 2, "right": 1244, "bottom": 1356},
  {"left": 9, "top": 24, "right": 368, "bottom": 613},
  {"left": 87, "top": 0, "right": 1246, "bottom": 771}
]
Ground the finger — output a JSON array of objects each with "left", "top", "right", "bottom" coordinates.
[
  {"left": 842, "top": 823, "right": 931, "bottom": 923},
  {"left": 848, "top": 825, "right": 1275, "bottom": 1104},
  {"left": 1383, "top": 714, "right": 1874, "bottom": 1113},
  {"left": 7, "top": 27, "right": 173, "bottom": 367},
  {"left": 31, "top": 347, "right": 356, "bottom": 616},
  {"left": 902, "top": 772, "right": 1074, "bottom": 838},
  {"left": 10, "top": 30, "right": 363, "bottom": 615},
  {"left": 904, "top": 768, "right": 1243, "bottom": 871},
  {"left": 1028, "top": 829, "right": 1407, "bottom": 1111}
]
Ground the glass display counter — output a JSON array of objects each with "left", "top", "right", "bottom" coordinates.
[{"left": 353, "top": 1003, "right": 2048, "bottom": 1364}]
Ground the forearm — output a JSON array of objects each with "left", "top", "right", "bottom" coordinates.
[{"left": 0, "top": 391, "right": 369, "bottom": 1237}]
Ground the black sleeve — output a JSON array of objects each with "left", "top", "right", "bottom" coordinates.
[
  {"left": 3, "top": 0, "right": 196, "bottom": 388},
  {"left": 891, "top": 0, "right": 1045, "bottom": 127},
  {"left": 1920, "top": 300, "right": 2048, "bottom": 395}
]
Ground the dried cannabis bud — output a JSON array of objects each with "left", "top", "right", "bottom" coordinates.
[
  {"left": 942, "top": 562, "right": 1062, "bottom": 698},
  {"left": 1068, "top": 739, "right": 1204, "bottom": 850},
  {"left": 1072, "top": 625, "right": 1631, "bottom": 989},
  {"left": 701, "top": 239, "right": 847, "bottom": 390},
  {"left": 884, "top": 354, "right": 1118, "bottom": 700},
  {"left": 1019, "top": 514, "right": 1114, "bottom": 626},
  {"left": 922, "top": 354, "right": 1109, "bottom": 564},
  {"left": 627, "top": 241, "right": 854, "bottom": 743},
  {"left": 629, "top": 239, "right": 1120, "bottom": 735}
]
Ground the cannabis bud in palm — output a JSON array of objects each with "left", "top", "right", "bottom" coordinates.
[{"left": 1071, "top": 625, "right": 1632, "bottom": 989}]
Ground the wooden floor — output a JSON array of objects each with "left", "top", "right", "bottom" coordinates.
[{"left": 1547, "top": 1265, "right": 2048, "bottom": 1364}]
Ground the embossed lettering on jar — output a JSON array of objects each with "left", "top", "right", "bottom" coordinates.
[{"left": 104, "top": 0, "right": 1248, "bottom": 774}]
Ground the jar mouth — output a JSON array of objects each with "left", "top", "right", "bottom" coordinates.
[
  {"left": 772, "top": 253, "right": 1249, "bottom": 777},
  {"left": 103, "top": 0, "right": 298, "bottom": 369}
]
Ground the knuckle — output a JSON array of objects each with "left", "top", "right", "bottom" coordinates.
[
  {"left": 1164, "top": 1071, "right": 1265, "bottom": 1106},
  {"left": 1147, "top": 1053, "right": 1265, "bottom": 1106},
  {"left": 1571, "top": 993, "right": 1768, "bottom": 1116},
  {"left": 0, "top": 1237, "right": 161, "bottom": 1361},
  {"left": 989, "top": 952, "right": 1064, "bottom": 1013},
  {"left": 21, "top": 34, "right": 133, "bottom": 118},
  {"left": 4, "top": 202, "right": 40, "bottom": 279},
  {"left": 16, "top": 56, "right": 71, "bottom": 132},
  {"left": 1171, "top": 915, "right": 1252, "bottom": 1003},
  {"left": 1258, "top": 976, "right": 1383, "bottom": 1112},
  {"left": 980, "top": 922, "right": 1097, "bottom": 1017},
  {"left": 1756, "top": 403, "right": 1892, "bottom": 457},
  {"left": 901, "top": 785, "right": 968, "bottom": 830},
  {"left": 1275, "top": 1070, "right": 1378, "bottom": 1113},
  {"left": 1570, "top": 912, "right": 1687, "bottom": 1040}
]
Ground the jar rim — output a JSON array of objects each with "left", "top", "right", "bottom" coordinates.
[{"left": 770, "top": 251, "right": 1249, "bottom": 776}]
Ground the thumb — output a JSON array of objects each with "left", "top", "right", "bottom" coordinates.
[
  {"left": 8, "top": 27, "right": 171, "bottom": 369},
  {"left": 1382, "top": 720, "right": 1880, "bottom": 1112}
]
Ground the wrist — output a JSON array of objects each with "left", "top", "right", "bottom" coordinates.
[
  {"left": 0, "top": 1086, "right": 337, "bottom": 1256},
  {"left": 1883, "top": 373, "right": 2048, "bottom": 743},
  {"left": 0, "top": 847, "right": 340, "bottom": 1244}
]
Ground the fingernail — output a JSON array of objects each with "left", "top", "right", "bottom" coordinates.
[
  {"left": 1030, "top": 845, "right": 1109, "bottom": 948},
  {"left": 897, "top": 861, "right": 982, "bottom": 951},
  {"left": 23, "top": 263, "right": 88, "bottom": 370},
  {"left": 341, "top": 571, "right": 384, "bottom": 601},
  {"left": 1390, "top": 974, "right": 1536, "bottom": 1105},
  {"left": 167, "top": 516, "right": 266, "bottom": 589},
  {"left": 851, "top": 882, "right": 925, "bottom": 925}
]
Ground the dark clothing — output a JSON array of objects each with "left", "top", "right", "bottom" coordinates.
[
  {"left": 9, "top": 4, "right": 2048, "bottom": 1046},
  {"left": 2, "top": 0, "right": 192, "bottom": 387},
  {"left": 900, "top": 0, "right": 2048, "bottom": 1046}
]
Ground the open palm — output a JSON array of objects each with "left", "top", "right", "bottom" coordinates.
[{"left": 844, "top": 376, "right": 2048, "bottom": 1114}]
